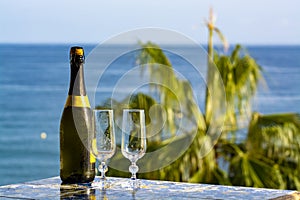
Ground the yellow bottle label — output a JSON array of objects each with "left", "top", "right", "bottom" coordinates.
[
  {"left": 90, "top": 153, "right": 96, "bottom": 164},
  {"left": 64, "top": 95, "right": 90, "bottom": 108},
  {"left": 90, "top": 139, "right": 97, "bottom": 164}
]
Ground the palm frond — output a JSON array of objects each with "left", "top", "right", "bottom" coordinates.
[
  {"left": 214, "top": 27, "right": 229, "bottom": 51},
  {"left": 213, "top": 45, "right": 264, "bottom": 132},
  {"left": 136, "top": 42, "right": 206, "bottom": 135},
  {"left": 225, "top": 142, "right": 285, "bottom": 188},
  {"left": 246, "top": 112, "right": 300, "bottom": 189}
]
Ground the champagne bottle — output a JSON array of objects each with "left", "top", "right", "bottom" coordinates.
[{"left": 60, "top": 46, "right": 95, "bottom": 183}]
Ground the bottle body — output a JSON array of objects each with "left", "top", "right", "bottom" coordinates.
[{"left": 60, "top": 47, "right": 95, "bottom": 184}]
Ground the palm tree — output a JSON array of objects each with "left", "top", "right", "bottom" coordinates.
[
  {"left": 103, "top": 8, "right": 300, "bottom": 190},
  {"left": 129, "top": 40, "right": 263, "bottom": 185},
  {"left": 205, "top": 8, "right": 262, "bottom": 134},
  {"left": 105, "top": 10, "right": 262, "bottom": 184},
  {"left": 213, "top": 45, "right": 263, "bottom": 134},
  {"left": 106, "top": 42, "right": 225, "bottom": 183},
  {"left": 204, "top": 10, "right": 300, "bottom": 190},
  {"left": 134, "top": 42, "right": 227, "bottom": 183}
]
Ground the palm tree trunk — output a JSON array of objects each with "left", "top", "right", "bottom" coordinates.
[{"left": 205, "top": 18, "right": 214, "bottom": 127}]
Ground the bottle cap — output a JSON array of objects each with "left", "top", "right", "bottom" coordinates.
[
  {"left": 70, "top": 46, "right": 84, "bottom": 56},
  {"left": 70, "top": 46, "right": 85, "bottom": 62}
]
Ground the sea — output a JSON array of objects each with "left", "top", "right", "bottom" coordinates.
[{"left": 0, "top": 44, "right": 299, "bottom": 186}]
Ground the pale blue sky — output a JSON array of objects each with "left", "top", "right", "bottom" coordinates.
[{"left": 1, "top": 0, "right": 299, "bottom": 44}]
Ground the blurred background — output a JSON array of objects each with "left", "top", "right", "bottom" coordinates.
[{"left": 0, "top": 0, "right": 299, "bottom": 187}]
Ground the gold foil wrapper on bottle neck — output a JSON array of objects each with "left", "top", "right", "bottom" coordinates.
[{"left": 70, "top": 46, "right": 85, "bottom": 62}]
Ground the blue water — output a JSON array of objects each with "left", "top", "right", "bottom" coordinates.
[{"left": 0, "top": 44, "right": 299, "bottom": 186}]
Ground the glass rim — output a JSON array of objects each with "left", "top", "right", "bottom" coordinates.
[
  {"left": 93, "top": 109, "right": 113, "bottom": 112},
  {"left": 123, "top": 109, "right": 144, "bottom": 112}
]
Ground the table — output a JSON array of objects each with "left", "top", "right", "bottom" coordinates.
[{"left": 0, "top": 176, "right": 298, "bottom": 199}]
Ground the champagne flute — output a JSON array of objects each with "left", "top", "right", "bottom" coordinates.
[
  {"left": 92, "top": 109, "right": 116, "bottom": 189},
  {"left": 121, "top": 109, "right": 147, "bottom": 189}
]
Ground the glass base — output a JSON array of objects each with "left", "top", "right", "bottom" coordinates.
[
  {"left": 115, "top": 178, "right": 141, "bottom": 190},
  {"left": 130, "top": 178, "right": 140, "bottom": 189},
  {"left": 91, "top": 178, "right": 111, "bottom": 190}
]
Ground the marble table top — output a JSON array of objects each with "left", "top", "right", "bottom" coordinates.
[{"left": 0, "top": 176, "right": 298, "bottom": 199}]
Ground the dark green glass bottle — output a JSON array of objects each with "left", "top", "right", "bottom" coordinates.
[{"left": 60, "top": 46, "right": 95, "bottom": 184}]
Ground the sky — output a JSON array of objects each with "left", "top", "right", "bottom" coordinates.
[{"left": 0, "top": 0, "right": 299, "bottom": 45}]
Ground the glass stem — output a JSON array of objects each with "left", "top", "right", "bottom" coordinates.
[
  {"left": 129, "top": 162, "right": 139, "bottom": 180},
  {"left": 99, "top": 161, "right": 108, "bottom": 180},
  {"left": 131, "top": 173, "right": 136, "bottom": 180}
]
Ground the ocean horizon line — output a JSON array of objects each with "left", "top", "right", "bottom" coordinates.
[{"left": 1, "top": 42, "right": 300, "bottom": 48}]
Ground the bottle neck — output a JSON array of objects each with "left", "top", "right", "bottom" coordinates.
[{"left": 68, "top": 62, "right": 86, "bottom": 96}]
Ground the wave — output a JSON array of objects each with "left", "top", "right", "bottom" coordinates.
[
  {"left": 0, "top": 84, "right": 65, "bottom": 92},
  {"left": 262, "top": 65, "right": 300, "bottom": 73}
]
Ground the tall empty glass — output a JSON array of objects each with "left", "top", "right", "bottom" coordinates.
[
  {"left": 121, "top": 109, "right": 147, "bottom": 189},
  {"left": 92, "top": 109, "right": 116, "bottom": 188}
]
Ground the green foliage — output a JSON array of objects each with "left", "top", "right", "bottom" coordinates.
[
  {"left": 216, "top": 112, "right": 300, "bottom": 190},
  {"left": 99, "top": 23, "right": 299, "bottom": 190},
  {"left": 221, "top": 141, "right": 284, "bottom": 188},
  {"left": 213, "top": 45, "right": 263, "bottom": 131},
  {"left": 106, "top": 42, "right": 221, "bottom": 183},
  {"left": 245, "top": 112, "right": 300, "bottom": 189},
  {"left": 137, "top": 42, "right": 206, "bottom": 136}
]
